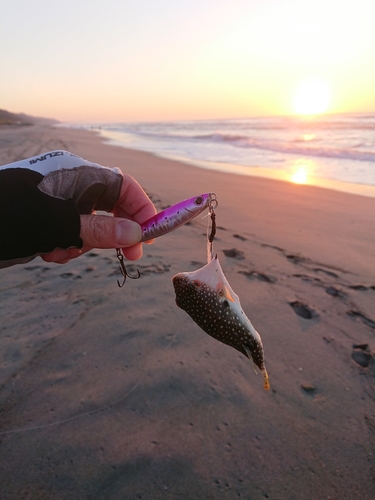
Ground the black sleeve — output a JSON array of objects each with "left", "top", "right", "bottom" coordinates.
[{"left": 0, "top": 169, "right": 82, "bottom": 262}]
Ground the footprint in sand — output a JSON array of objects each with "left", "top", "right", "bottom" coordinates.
[
  {"left": 325, "top": 286, "right": 346, "bottom": 299},
  {"left": 347, "top": 310, "right": 375, "bottom": 329},
  {"left": 60, "top": 272, "right": 82, "bottom": 280},
  {"left": 286, "top": 254, "right": 306, "bottom": 264},
  {"left": 313, "top": 268, "right": 339, "bottom": 278},
  {"left": 261, "top": 243, "right": 284, "bottom": 252},
  {"left": 349, "top": 284, "right": 375, "bottom": 291},
  {"left": 60, "top": 272, "right": 74, "bottom": 279},
  {"left": 351, "top": 344, "right": 373, "bottom": 368},
  {"left": 239, "top": 270, "right": 277, "bottom": 283},
  {"left": 290, "top": 301, "right": 317, "bottom": 320},
  {"left": 138, "top": 263, "right": 171, "bottom": 275},
  {"left": 233, "top": 234, "right": 247, "bottom": 241},
  {"left": 223, "top": 248, "right": 245, "bottom": 260}
]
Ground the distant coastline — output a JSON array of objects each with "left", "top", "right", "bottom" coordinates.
[{"left": 0, "top": 109, "right": 57, "bottom": 127}]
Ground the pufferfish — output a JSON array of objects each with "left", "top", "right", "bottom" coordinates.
[{"left": 172, "top": 255, "right": 270, "bottom": 390}]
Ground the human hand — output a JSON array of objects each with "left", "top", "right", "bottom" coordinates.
[{"left": 42, "top": 173, "right": 156, "bottom": 264}]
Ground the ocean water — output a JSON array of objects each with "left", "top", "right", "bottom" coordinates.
[{"left": 91, "top": 114, "right": 375, "bottom": 196}]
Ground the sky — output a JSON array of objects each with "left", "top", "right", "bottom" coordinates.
[{"left": 1, "top": 0, "right": 375, "bottom": 123}]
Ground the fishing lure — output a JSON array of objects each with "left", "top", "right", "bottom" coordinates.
[
  {"left": 172, "top": 204, "right": 270, "bottom": 390},
  {"left": 116, "top": 193, "right": 217, "bottom": 286},
  {"left": 140, "top": 193, "right": 216, "bottom": 242}
]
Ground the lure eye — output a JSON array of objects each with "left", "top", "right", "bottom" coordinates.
[{"left": 194, "top": 196, "right": 203, "bottom": 206}]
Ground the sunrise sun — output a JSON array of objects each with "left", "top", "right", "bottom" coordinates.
[{"left": 293, "top": 78, "right": 330, "bottom": 115}]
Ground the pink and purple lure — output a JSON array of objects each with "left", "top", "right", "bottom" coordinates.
[{"left": 140, "top": 193, "right": 216, "bottom": 242}]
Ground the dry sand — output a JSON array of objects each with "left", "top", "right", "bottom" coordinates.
[{"left": 0, "top": 124, "right": 375, "bottom": 499}]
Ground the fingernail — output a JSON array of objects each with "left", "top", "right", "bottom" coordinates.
[{"left": 116, "top": 220, "right": 141, "bottom": 246}]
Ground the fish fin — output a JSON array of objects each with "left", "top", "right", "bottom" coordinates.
[
  {"left": 243, "top": 344, "right": 253, "bottom": 362},
  {"left": 218, "top": 285, "right": 235, "bottom": 302}
]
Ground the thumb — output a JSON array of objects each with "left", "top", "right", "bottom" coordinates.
[{"left": 80, "top": 214, "right": 142, "bottom": 249}]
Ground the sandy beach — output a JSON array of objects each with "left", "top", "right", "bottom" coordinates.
[{"left": 0, "top": 123, "right": 375, "bottom": 499}]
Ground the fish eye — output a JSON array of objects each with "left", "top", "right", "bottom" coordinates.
[
  {"left": 192, "top": 280, "right": 201, "bottom": 288},
  {"left": 223, "top": 300, "right": 229, "bottom": 309},
  {"left": 194, "top": 196, "right": 203, "bottom": 205}
]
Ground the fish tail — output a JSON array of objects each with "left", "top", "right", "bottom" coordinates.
[{"left": 262, "top": 368, "right": 270, "bottom": 391}]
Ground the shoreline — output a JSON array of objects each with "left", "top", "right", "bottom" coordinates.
[
  {"left": 97, "top": 127, "right": 375, "bottom": 199},
  {"left": 1, "top": 124, "right": 375, "bottom": 499}
]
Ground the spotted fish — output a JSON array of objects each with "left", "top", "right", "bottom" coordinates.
[{"left": 173, "top": 255, "right": 270, "bottom": 390}]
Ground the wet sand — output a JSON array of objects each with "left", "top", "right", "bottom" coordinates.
[{"left": 0, "top": 124, "right": 375, "bottom": 499}]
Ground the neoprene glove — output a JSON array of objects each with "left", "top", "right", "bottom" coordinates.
[{"left": 0, "top": 150, "right": 123, "bottom": 268}]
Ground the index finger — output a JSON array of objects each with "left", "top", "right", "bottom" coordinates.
[{"left": 113, "top": 173, "right": 157, "bottom": 224}]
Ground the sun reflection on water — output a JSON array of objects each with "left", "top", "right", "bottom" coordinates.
[
  {"left": 291, "top": 168, "right": 307, "bottom": 184},
  {"left": 290, "top": 159, "right": 315, "bottom": 185}
]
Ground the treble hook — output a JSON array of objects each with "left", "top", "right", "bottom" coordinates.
[{"left": 116, "top": 249, "right": 141, "bottom": 287}]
